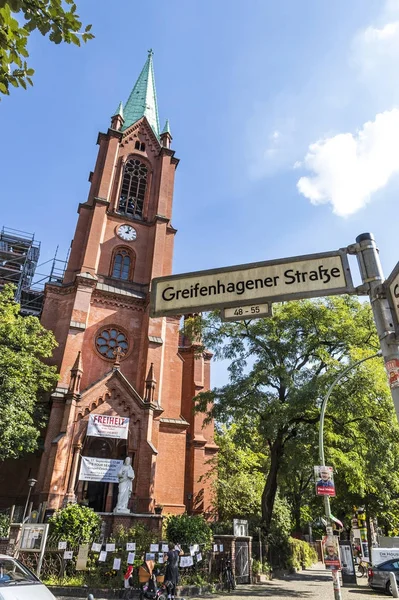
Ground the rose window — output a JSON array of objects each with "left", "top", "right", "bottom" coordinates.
[{"left": 95, "top": 327, "right": 129, "bottom": 359}]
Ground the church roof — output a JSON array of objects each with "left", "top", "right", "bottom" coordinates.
[{"left": 121, "top": 49, "right": 160, "bottom": 137}]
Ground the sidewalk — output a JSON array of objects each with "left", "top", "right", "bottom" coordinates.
[{"left": 55, "top": 564, "right": 382, "bottom": 600}]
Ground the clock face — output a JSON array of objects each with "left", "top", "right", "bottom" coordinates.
[{"left": 117, "top": 224, "right": 137, "bottom": 241}]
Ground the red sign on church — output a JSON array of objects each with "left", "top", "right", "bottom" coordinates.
[{"left": 87, "top": 414, "right": 129, "bottom": 439}]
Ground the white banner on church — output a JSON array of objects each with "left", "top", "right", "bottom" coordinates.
[
  {"left": 78, "top": 457, "right": 123, "bottom": 483},
  {"left": 87, "top": 414, "right": 129, "bottom": 439}
]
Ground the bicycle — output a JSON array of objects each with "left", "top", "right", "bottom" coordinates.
[
  {"left": 221, "top": 557, "right": 236, "bottom": 592},
  {"left": 356, "top": 560, "right": 368, "bottom": 578}
]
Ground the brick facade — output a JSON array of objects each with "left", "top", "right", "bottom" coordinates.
[{"left": 0, "top": 67, "right": 217, "bottom": 519}]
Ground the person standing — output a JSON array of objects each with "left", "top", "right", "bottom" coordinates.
[{"left": 164, "top": 542, "right": 180, "bottom": 600}]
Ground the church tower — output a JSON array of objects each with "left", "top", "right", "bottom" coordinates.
[{"left": 33, "top": 51, "right": 217, "bottom": 516}]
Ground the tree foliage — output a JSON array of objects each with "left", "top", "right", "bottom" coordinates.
[
  {"left": 192, "top": 296, "right": 395, "bottom": 534},
  {"left": 0, "top": 284, "right": 58, "bottom": 460},
  {"left": 0, "top": 0, "right": 93, "bottom": 97},
  {"left": 210, "top": 424, "right": 266, "bottom": 521},
  {"left": 49, "top": 503, "right": 102, "bottom": 544},
  {"left": 165, "top": 514, "right": 212, "bottom": 550}
]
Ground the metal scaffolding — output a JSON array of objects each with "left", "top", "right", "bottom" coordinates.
[{"left": 0, "top": 226, "right": 67, "bottom": 316}]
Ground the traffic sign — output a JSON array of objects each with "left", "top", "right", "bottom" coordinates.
[
  {"left": 150, "top": 250, "right": 354, "bottom": 317},
  {"left": 221, "top": 302, "right": 272, "bottom": 322}
]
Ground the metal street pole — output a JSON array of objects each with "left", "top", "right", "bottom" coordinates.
[
  {"left": 22, "top": 478, "right": 37, "bottom": 522},
  {"left": 352, "top": 233, "right": 399, "bottom": 420},
  {"left": 319, "top": 351, "right": 381, "bottom": 600}
]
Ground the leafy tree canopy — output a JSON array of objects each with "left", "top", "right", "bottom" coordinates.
[
  {"left": 0, "top": 284, "right": 58, "bottom": 460},
  {"left": 0, "top": 0, "right": 93, "bottom": 97},
  {"left": 191, "top": 296, "right": 394, "bottom": 534},
  {"left": 209, "top": 424, "right": 266, "bottom": 521}
]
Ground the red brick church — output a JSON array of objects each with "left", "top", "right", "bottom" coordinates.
[{"left": 0, "top": 51, "right": 217, "bottom": 517}]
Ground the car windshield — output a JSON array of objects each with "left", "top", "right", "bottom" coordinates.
[{"left": 0, "top": 558, "right": 39, "bottom": 586}]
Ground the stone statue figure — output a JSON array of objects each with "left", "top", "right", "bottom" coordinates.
[{"left": 114, "top": 457, "right": 135, "bottom": 514}]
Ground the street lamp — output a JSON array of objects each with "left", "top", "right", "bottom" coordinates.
[
  {"left": 22, "top": 477, "right": 37, "bottom": 522},
  {"left": 319, "top": 350, "right": 382, "bottom": 600}
]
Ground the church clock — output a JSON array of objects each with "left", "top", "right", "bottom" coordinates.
[{"left": 117, "top": 224, "right": 137, "bottom": 241}]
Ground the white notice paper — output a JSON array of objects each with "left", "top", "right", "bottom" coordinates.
[
  {"left": 127, "top": 552, "right": 135, "bottom": 564},
  {"left": 150, "top": 544, "right": 159, "bottom": 552},
  {"left": 190, "top": 545, "right": 195, "bottom": 556},
  {"left": 113, "top": 558, "right": 121, "bottom": 570},
  {"left": 196, "top": 552, "right": 202, "bottom": 562},
  {"left": 146, "top": 553, "right": 155, "bottom": 561},
  {"left": 219, "top": 544, "right": 224, "bottom": 552},
  {"left": 91, "top": 542, "right": 102, "bottom": 552},
  {"left": 162, "top": 544, "right": 169, "bottom": 552},
  {"left": 106, "top": 543, "right": 115, "bottom": 552},
  {"left": 193, "top": 544, "right": 199, "bottom": 552},
  {"left": 63, "top": 551, "right": 73, "bottom": 560},
  {"left": 126, "top": 542, "right": 136, "bottom": 551},
  {"left": 58, "top": 541, "right": 67, "bottom": 550},
  {"left": 186, "top": 556, "right": 194, "bottom": 566},
  {"left": 213, "top": 544, "right": 218, "bottom": 552},
  {"left": 99, "top": 551, "right": 107, "bottom": 562},
  {"left": 158, "top": 554, "right": 164, "bottom": 564}
]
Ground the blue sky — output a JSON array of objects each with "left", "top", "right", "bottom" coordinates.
[{"left": 1, "top": 0, "right": 399, "bottom": 386}]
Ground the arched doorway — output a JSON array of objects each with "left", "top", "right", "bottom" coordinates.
[{"left": 78, "top": 437, "right": 129, "bottom": 513}]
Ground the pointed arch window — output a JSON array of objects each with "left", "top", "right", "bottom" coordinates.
[
  {"left": 111, "top": 248, "right": 134, "bottom": 281},
  {"left": 117, "top": 158, "right": 148, "bottom": 219}
]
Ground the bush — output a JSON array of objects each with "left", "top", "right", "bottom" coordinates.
[
  {"left": 165, "top": 514, "right": 212, "bottom": 550},
  {"left": 0, "top": 513, "right": 10, "bottom": 538},
  {"left": 48, "top": 503, "right": 102, "bottom": 545},
  {"left": 289, "top": 538, "right": 318, "bottom": 570}
]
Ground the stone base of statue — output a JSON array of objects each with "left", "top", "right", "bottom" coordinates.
[{"left": 113, "top": 506, "right": 131, "bottom": 515}]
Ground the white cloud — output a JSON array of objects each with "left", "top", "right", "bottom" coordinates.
[
  {"left": 363, "top": 21, "right": 399, "bottom": 41},
  {"left": 297, "top": 109, "right": 399, "bottom": 217}
]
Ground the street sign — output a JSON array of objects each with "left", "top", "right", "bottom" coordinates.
[
  {"left": 150, "top": 250, "right": 354, "bottom": 317},
  {"left": 386, "top": 261, "right": 399, "bottom": 330},
  {"left": 221, "top": 302, "right": 272, "bottom": 322}
]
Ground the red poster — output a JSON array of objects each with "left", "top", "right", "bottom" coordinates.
[
  {"left": 315, "top": 465, "right": 336, "bottom": 497},
  {"left": 385, "top": 359, "right": 399, "bottom": 389}
]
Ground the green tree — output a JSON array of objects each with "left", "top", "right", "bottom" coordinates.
[
  {"left": 210, "top": 424, "right": 267, "bottom": 521},
  {"left": 48, "top": 503, "right": 102, "bottom": 544},
  {"left": 0, "top": 0, "right": 93, "bottom": 97},
  {"left": 192, "top": 297, "right": 386, "bottom": 534},
  {"left": 322, "top": 354, "right": 399, "bottom": 546},
  {"left": 0, "top": 284, "right": 58, "bottom": 460}
]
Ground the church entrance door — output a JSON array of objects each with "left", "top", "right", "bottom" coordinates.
[{"left": 79, "top": 437, "right": 128, "bottom": 513}]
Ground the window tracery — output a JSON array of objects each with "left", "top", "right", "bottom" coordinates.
[{"left": 117, "top": 158, "right": 148, "bottom": 219}]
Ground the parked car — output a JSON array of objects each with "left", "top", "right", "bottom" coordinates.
[
  {"left": 368, "top": 559, "right": 399, "bottom": 595},
  {"left": 0, "top": 554, "right": 56, "bottom": 599}
]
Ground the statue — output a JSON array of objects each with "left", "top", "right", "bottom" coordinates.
[{"left": 114, "top": 457, "right": 135, "bottom": 514}]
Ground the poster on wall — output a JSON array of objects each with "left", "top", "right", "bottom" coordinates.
[
  {"left": 78, "top": 457, "right": 123, "bottom": 483},
  {"left": 87, "top": 414, "right": 129, "bottom": 439},
  {"left": 314, "top": 465, "right": 336, "bottom": 496}
]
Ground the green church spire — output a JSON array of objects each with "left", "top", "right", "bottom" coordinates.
[
  {"left": 161, "top": 119, "right": 171, "bottom": 136},
  {"left": 122, "top": 49, "right": 160, "bottom": 137},
  {"left": 113, "top": 101, "right": 124, "bottom": 120}
]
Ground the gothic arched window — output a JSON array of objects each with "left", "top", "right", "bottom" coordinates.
[
  {"left": 117, "top": 158, "right": 148, "bottom": 219},
  {"left": 111, "top": 248, "right": 134, "bottom": 281}
]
